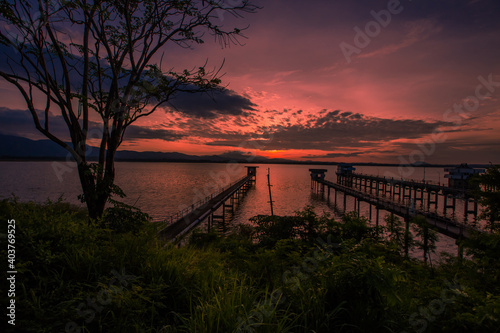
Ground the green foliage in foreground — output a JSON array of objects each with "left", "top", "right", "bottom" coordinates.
[{"left": 1, "top": 199, "right": 499, "bottom": 332}]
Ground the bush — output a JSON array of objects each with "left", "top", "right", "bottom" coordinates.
[
  {"left": 251, "top": 205, "right": 338, "bottom": 246},
  {"left": 101, "top": 201, "right": 151, "bottom": 234}
]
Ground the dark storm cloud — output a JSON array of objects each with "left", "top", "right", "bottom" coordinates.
[
  {"left": 267, "top": 111, "right": 449, "bottom": 150},
  {"left": 124, "top": 126, "right": 184, "bottom": 142},
  {"left": 304, "top": 152, "right": 363, "bottom": 159},
  {"left": 204, "top": 110, "right": 449, "bottom": 151},
  {"left": 0, "top": 40, "right": 256, "bottom": 120},
  {"left": 0, "top": 107, "right": 183, "bottom": 142},
  {"left": 0, "top": 107, "right": 70, "bottom": 138},
  {"left": 167, "top": 89, "right": 257, "bottom": 118},
  {"left": 382, "top": 139, "right": 500, "bottom": 164}
]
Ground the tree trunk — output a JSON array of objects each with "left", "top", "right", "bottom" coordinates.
[
  {"left": 75, "top": 124, "right": 121, "bottom": 220},
  {"left": 77, "top": 161, "right": 111, "bottom": 220}
]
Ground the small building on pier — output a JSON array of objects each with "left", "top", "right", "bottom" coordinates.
[
  {"left": 245, "top": 166, "right": 258, "bottom": 181},
  {"left": 336, "top": 163, "right": 356, "bottom": 175},
  {"left": 444, "top": 163, "right": 485, "bottom": 189},
  {"left": 336, "top": 163, "right": 356, "bottom": 186},
  {"left": 309, "top": 169, "right": 327, "bottom": 181}
]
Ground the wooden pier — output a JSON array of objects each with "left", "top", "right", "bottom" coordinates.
[
  {"left": 336, "top": 171, "right": 480, "bottom": 224},
  {"left": 158, "top": 167, "right": 257, "bottom": 243},
  {"left": 310, "top": 169, "right": 482, "bottom": 240}
]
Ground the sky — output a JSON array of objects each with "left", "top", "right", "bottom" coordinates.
[{"left": 1, "top": 0, "right": 500, "bottom": 164}]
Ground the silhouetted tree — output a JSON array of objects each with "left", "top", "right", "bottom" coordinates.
[
  {"left": 412, "top": 215, "right": 438, "bottom": 264},
  {"left": 384, "top": 213, "right": 406, "bottom": 253},
  {"left": 471, "top": 165, "right": 500, "bottom": 231},
  {"left": 341, "top": 212, "right": 373, "bottom": 242},
  {"left": 0, "top": 0, "right": 258, "bottom": 219}
]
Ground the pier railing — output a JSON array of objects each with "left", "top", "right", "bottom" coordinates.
[
  {"left": 154, "top": 175, "right": 249, "bottom": 224},
  {"left": 345, "top": 172, "right": 444, "bottom": 186},
  {"left": 339, "top": 172, "right": 477, "bottom": 197}
]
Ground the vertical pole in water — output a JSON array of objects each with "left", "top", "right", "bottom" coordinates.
[
  {"left": 473, "top": 199, "right": 478, "bottom": 222},
  {"left": 427, "top": 191, "right": 431, "bottom": 211},
  {"left": 443, "top": 194, "right": 448, "bottom": 216},
  {"left": 463, "top": 197, "right": 469, "bottom": 223},
  {"left": 452, "top": 196, "right": 457, "bottom": 217},
  {"left": 404, "top": 215, "right": 410, "bottom": 257},
  {"left": 267, "top": 168, "right": 274, "bottom": 216}
]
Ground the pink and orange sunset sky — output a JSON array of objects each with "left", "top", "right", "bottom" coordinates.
[{"left": 1, "top": 0, "right": 500, "bottom": 164}]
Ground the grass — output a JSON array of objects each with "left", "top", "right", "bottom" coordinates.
[{"left": 1, "top": 198, "right": 499, "bottom": 332}]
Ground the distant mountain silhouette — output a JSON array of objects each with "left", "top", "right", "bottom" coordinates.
[
  {"left": 0, "top": 134, "right": 69, "bottom": 158},
  {"left": 115, "top": 150, "right": 206, "bottom": 161},
  {"left": 0, "top": 134, "right": 295, "bottom": 163}
]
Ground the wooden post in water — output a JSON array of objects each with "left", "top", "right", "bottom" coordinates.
[
  {"left": 267, "top": 168, "right": 274, "bottom": 216},
  {"left": 463, "top": 197, "right": 469, "bottom": 223},
  {"left": 443, "top": 193, "right": 448, "bottom": 216},
  {"left": 427, "top": 191, "right": 431, "bottom": 211},
  {"left": 473, "top": 199, "right": 478, "bottom": 223},
  {"left": 435, "top": 191, "right": 439, "bottom": 211},
  {"left": 452, "top": 196, "right": 457, "bottom": 217},
  {"left": 404, "top": 215, "right": 410, "bottom": 257}
]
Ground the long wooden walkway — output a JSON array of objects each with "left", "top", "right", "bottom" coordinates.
[
  {"left": 315, "top": 178, "right": 480, "bottom": 240},
  {"left": 158, "top": 173, "right": 255, "bottom": 243},
  {"left": 338, "top": 172, "right": 460, "bottom": 194}
]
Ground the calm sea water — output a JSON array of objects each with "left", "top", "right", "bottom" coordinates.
[{"left": 0, "top": 161, "right": 460, "bottom": 259}]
